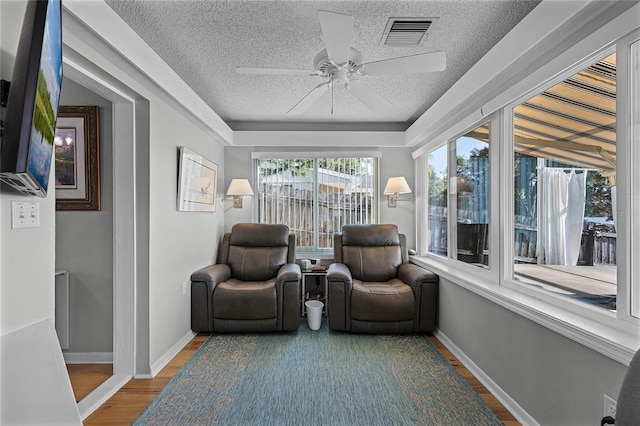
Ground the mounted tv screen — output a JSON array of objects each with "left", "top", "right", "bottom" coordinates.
[{"left": 0, "top": 0, "right": 63, "bottom": 197}]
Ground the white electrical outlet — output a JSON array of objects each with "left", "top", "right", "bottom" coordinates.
[
  {"left": 11, "top": 201, "right": 40, "bottom": 229},
  {"left": 604, "top": 394, "right": 617, "bottom": 418},
  {"left": 182, "top": 282, "right": 187, "bottom": 296}
]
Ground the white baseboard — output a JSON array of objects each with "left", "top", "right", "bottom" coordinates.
[
  {"left": 434, "top": 329, "right": 539, "bottom": 426},
  {"left": 77, "top": 374, "right": 131, "bottom": 421},
  {"left": 142, "top": 330, "right": 197, "bottom": 379},
  {"left": 63, "top": 352, "right": 113, "bottom": 364}
]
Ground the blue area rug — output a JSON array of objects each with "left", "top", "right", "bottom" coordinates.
[{"left": 135, "top": 322, "right": 502, "bottom": 425}]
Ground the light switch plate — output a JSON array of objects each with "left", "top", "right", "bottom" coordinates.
[{"left": 11, "top": 201, "right": 40, "bottom": 229}]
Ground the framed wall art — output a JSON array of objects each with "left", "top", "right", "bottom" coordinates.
[
  {"left": 54, "top": 105, "right": 100, "bottom": 211},
  {"left": 177, "top": 146, "right": 218, "bottom": 212}
]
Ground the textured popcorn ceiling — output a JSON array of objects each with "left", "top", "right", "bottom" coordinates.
[{"left": 105, "top": 0, "right": 540, "bottom": 131}]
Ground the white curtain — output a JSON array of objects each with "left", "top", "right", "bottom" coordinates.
[{"left": 541, "top": 169, "right": 587, "bottom": 265}]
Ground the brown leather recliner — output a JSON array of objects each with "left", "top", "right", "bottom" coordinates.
[
  {"left": 191, "top": 223, "right": 301, "bottom": 332},
  {"left": 327, "top": 224, "right": 438, "bottom": 333}
]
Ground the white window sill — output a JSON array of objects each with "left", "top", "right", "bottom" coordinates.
[
  {"left": 410, "top": 255, "right": 640, "bottom": 366},
  {"left": 296, "top": 253, "right": 334, "bottom": 261}
]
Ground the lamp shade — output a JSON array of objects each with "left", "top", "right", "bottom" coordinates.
[
  {"left": 226, "top": 179, "right": 254, "bottom": 196},
  {"left": 383, "top": 176, "right": 411, "bottom": 195}
]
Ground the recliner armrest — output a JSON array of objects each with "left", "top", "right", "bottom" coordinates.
[
  {"left": 191, "top": 264, "right": 231, "bottom": 332},
  {"left": 327, "top": 263, "right": 353, "bottom": 332},
  {"left": 276, "top": 263, "right": 301, "bottom": 332},
  {"left": 277, "top": 263, "right": 302, "bottom": 282},
  {"left": 398, "top": 263, "right": 438, "bottom": 286},
  {"left": 398, "top": 263, "right": 438, "bottom": 333},
  {"left": 327, "top": 263, "right": 352, "bottom": 282},
  {"left": 191, "top": 264, "right": 231, "bottom": 285}
]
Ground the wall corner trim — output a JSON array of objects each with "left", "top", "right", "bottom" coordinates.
[{"left": 146, "top": 330, "right": 198, "bottom": 379}]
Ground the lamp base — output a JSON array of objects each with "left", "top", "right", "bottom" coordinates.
[{"left": 387, "top": 194, "right": 411, "bottom": 208}]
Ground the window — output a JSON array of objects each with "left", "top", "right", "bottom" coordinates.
[
  {"left": 413, "top": 11, "right": 639, "bottom": 363},
  {"left": 511, "top": 52, "right": 617, "bottom": 311},
  {"left": 256, "top": 156, "right": 378, "bottom": 253},
  {"left": 427, "top": 144, "right": 448, "bottom": 257},
  {"left": 630, "top": 39, "right": 640, "bottom": 319},
  {"left": 426, "top": 123, "right": 491, "bottom": 267},
  {"left": 455, "top": 124, "right": 490, "bottom": 267}
]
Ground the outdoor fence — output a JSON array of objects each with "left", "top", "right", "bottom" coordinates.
[
  {"left": 258, "top": 186, "right": 374, "bottom": 249},
  {"left": 429, "top": 209, "right": 616, "bottom": 267},
  {"left": 579, "top": 226, "right": 617, "bottom": 266},
  {"left": 259, "top": 181, "right": 617, "bottom": 265},
  {"left": 515, "top": 218, "right": 617, "bottom": 266},
  {"left": 514, "top": 215, "right": 538, "bottom": 263}
]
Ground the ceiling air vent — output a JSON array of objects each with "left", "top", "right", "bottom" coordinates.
[{"left": 380, "top": 18, "right": 438, "bottom": 47}]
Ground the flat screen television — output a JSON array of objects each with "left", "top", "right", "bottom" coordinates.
[{"left": 0, "top": 0, "right": 63, "bottom": 197}]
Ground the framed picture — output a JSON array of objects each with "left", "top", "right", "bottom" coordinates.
[
  {"left": 54, "top": 105, "right": 100, "bottom": 211},
  {"left": 177, "top": 147, "right": 218, "bottom": 212}
]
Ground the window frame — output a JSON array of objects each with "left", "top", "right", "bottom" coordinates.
[
  {"left": 502, "top": 45, "right": 619, "bottom": 308},
  {"left": 412, "top": 24, "right": 640, "bottom": 364},
  {"left": 451, "top": 121, "right": 495, "bottom": 270},
  {"left": 420, "top": 114, "right": 501, "bottom": 284},
  {"left": 425, "top": 141, "right": 449, "bottom": 259},
  {"left": 502, "top": 39, "right": 639, "bottom": 325},
  {"left": 617, "top": 31, "right": 640, "bottom": 322},
  {"left": 252, "top": 151, "right": 381, "bottom": 255}
]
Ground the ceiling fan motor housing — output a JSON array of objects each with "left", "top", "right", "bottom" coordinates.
[{"left": 313, "top": 48, "right": 363, "bottom": 84}]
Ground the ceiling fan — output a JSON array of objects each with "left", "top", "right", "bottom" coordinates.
[{"left": 236, "top": 11, "right": 446, "bottom": 115}]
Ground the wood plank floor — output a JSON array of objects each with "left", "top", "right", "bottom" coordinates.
[
  {"left": 428, "top": 336, "right": 520, "bottom": 426},
  {"left": 66, "top": 364, "right": 113, "bottom": 402},
  {"left": 75, "top": 334, "right": 519, "bottom": 425}
]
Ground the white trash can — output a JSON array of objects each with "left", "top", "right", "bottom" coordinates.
[{"left": 305, "top": 300, "right": 324, "bottom": 330}]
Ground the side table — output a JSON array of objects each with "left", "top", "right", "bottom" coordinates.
[{"left": 301, "top": 269, "right": 328, "bottom": 317}]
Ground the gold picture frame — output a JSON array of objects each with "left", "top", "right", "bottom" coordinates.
[{"left": 54, "top": 105, "right": 100, "bottom": 211}]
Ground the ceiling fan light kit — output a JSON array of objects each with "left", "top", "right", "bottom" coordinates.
[{"left": 237, "top": 10, "right": 447, "bottom": 115}]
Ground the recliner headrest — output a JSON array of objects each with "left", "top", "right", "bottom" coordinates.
[
  {"left": 230, "top": 223, "right": 290, "bottom": 247},
  {"left": 342, "top": 224, "right": 400, "bottom": 247}
]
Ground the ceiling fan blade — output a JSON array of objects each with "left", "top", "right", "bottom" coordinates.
[
  {"left": 346, "top": 80, "right": 392, "bottom": 113},
  {"left": 287, "top": 82, "right": 330, "bottom": 115},
  {"left": 359, "top": 51, "right": 446, "bottom": 76},
  {"left": 237, "top": 67, "right": 316, "bottom": 76},
  {"left": 318, "top": 11, "right": 353, "bottom": 65}
]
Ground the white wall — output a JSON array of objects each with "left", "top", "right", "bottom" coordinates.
[
  {"left": 224, "top": 146, "right": 415, "bottom": 249},
  {"left": 56, "top": 78, "right": 113, "bottom": 355},
  {"left": 378, "top": 148, "right": 416, "bottom": 249},
  {"left": 1, "top": 3, "right": 80, "bottom": 422},
  {"left": 0, "top": 0, "right": 56, "bottom": 337},
  {"left": 438, "top": 278, "right": 628, "bottom": 425},
  {"left": 222, "top": 146, "right": 254, "bottom": 230},
  {"left": 57, "top": 2, "right": 230, "bottom": 374},
  {"left": 0, "top": 173, "right": 57, "bottom": 336},
  {"left": 147, "top": 101, "right": 225, "bottom": 366}
]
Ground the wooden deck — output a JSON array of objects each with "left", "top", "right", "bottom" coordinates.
[{"left": 514, "top": 264, "right": 616, "bottom": 297}]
